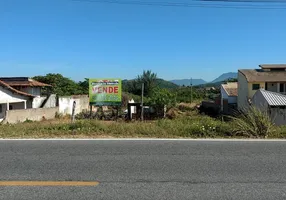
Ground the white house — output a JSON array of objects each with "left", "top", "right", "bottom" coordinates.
[
  {"left": 0, "top": 77, "right": 52, "bottom": 122},
  {"left": 0, "top": 80, "right": 34, "bottom": 121},
  {"left": 220, "top": 82, "right": 238, "bottom": 113},
  {"left": 252, "top": 89, "right": 286, "bottom": 125}
]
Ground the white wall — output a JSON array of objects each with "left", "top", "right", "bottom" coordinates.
[
  {"left": 129, "top": 99, "right": 136, "bottom": 114},
  {"left": 59, "top": 95, "right": 89, "bottom": 115},
  {"left": 237, "top": 71, "right": 249, "bottom": 110},
  {"left": 221, "top": 86, "right": 237, "bottom": 112},
  {"left": 221, "top": 86, "right": 228, "bottom": 99},
  {"left": 252, "top": 90, "right": 268, "bottom": 111},
  {"left": 42, "top": 94, "right": 57, "bottom": 108},
  {"left": 32, "top": 97, "right": 47, "bottom": 108},
  {"left": 0, "top": 86, "right": 29, "bottom": 104}
]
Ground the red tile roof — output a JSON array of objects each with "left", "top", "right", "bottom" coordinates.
[
  {"left": 0, "top": 79, "right": 51, "bottom": 87},
  {"left": 221, "top": 82, "right": 238, "bottom": 97},
  {"left": 0, "top": 80, "right": 35, "bottom": 98}
]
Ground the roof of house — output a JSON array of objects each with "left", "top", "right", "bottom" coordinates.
[
  {"left": 0, "top": 80, "right": 35, "bottom": 98},
  {"left": 239, "top": 69, "right": 286, "bottom": 82},
  {"left": 257, "top": 89, "right": 286, "bottom": 106},
  {"left": 0, "top": 77, "right": 51, "bottom": 87},
  {"left": 221, "top": 82, "right": 238, "bottom": 97},
  {"left": 259, "top": 64, "right": 286, "bottom": 69}
]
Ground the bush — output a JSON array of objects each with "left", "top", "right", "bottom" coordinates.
[
  {"left": 24, "top": 119, "right": 33, "bottom": 123},
  {"left": 230, "top": 106, "right": 275, "bottom": 138}
]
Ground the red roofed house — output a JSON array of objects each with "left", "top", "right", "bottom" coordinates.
[{"left": 0, "top": 77, "right": 51, "bottom": 122}]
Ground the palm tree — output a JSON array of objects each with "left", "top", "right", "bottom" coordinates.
[{"left": 137, "top": 70, "right": 157, "bottom": 97}]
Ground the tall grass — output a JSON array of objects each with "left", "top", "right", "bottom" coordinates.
[{"left": 0, "top": 108, "right": 282, "bottom": 138}]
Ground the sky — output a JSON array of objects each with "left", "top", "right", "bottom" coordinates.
[{"left": 0, "top": 0, "right": 286, "bottom": 82}]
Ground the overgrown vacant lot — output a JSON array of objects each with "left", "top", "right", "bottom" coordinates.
[{"left": 1, "top": 112, "right": 286, "bottom": 139}]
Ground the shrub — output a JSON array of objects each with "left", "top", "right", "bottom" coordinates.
[
  {"left": 230, "top": 106, "right": 275, "bottom": 138},
  {"left": 24, "top": 119, "right": 33, "bottom": 123}
]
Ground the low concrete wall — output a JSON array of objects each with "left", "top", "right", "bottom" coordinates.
[
  {"left": 3, "top": 107, "right": 59, "bottom": 124},
  {"left": 59, "top": 95, "right": 89, "bottom": 115}
]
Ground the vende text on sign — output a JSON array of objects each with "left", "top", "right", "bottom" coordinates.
[{"left": 89, "top": 79, "right": 122, "bottom": 106}]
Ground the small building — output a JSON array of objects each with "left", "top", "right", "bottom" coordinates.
[
  {"left": 238, "top": 64, "right": 286, "bottom": 110},
  {"left": 0, "top": 77, "right": 52, "bottom": 122},
  {"left": 220, "top": 82, "right": 238, "bottom": 114},
  {"left": 252, "top": 89, "right": 286, "bottom": 125}
]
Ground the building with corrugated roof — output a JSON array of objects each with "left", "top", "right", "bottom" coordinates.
[
  {"left": 252, "top": 89, "right": 286, "bottom": 125},
  {"left": 238, "top": 64, "right": 286, "bottom": 110}
]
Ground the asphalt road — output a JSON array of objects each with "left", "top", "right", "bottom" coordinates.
[{"left": 1, "top": 140, "right": 286, "bottom": 200}]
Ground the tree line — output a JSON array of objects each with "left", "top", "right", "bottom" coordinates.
[{"left": 33, "top": 71, "right": 219, "bottom": 108}]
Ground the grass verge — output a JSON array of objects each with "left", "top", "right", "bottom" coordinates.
[{"left": 0, "top": 108, "right": 285, "bottom": 139}]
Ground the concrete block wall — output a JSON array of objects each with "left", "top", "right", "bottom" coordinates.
[{"left": 3, "top": 107, "right": 59, "bottom": 124}]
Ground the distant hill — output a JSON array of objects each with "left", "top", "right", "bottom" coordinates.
[
  {"left": 211, "top": 72, "right": 238, "bottom": 83},
  {"left": 157, "top": 79, "right": 179, "bottom": 89},
  {"left": 196, "top": 81, "right": 222, "bottom": 88},
  {"left": 170, "top": 79, "right": 207, "bottom": 86}
]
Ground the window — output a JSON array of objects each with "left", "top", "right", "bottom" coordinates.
[
  {"left": 280, "top": 83, "right": 284, "bottom": 93},
  {"left": 9, "top": 105, "right": 13, "bottom": 110},
  {"left": 252, "top": 84, "right": 260, "bottom": 90},
  {"left": 0, "top": 105, "right": 2, "bottom": 113}
]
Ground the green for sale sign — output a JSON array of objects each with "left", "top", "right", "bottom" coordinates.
[{"left": 89, "top": 79, "right": 122, "bottom": 106}]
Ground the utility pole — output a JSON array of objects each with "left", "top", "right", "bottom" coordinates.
[
  {"left": 141, "top": 83, "right": 144, "bottom": 121},
  {"left": 190, "top": 78, "right": 193, "bottom": 104}
]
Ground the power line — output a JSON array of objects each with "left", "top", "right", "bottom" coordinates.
[{"left": 71, "top": 0, "right": 286, "bottom": 9}]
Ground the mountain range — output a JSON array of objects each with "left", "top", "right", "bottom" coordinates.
[
  {"left": 170, "top": 72, "right": 238, "bottom": 86},
  {"left": 210, "top": 72, "right": 238, "bottom": 83}
]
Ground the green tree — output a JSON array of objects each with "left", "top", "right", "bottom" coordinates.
[
  {"left": 78, "top": 78, "right": 89, "bottom": 94},
  {"left": 137, "top": 70, "right": 157, "bottom": 97},
  {"left": 122, "top": 80, "right": 141, "bottom": 95},
  {"left": 148, "top": 88, "right": 176, "bottom": 109},
  {"left": 223, "top": 78, "right": 238, "bottom": 84},
  {"left": 33, "top": 73, "right": 83, "bottom": 96}
]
